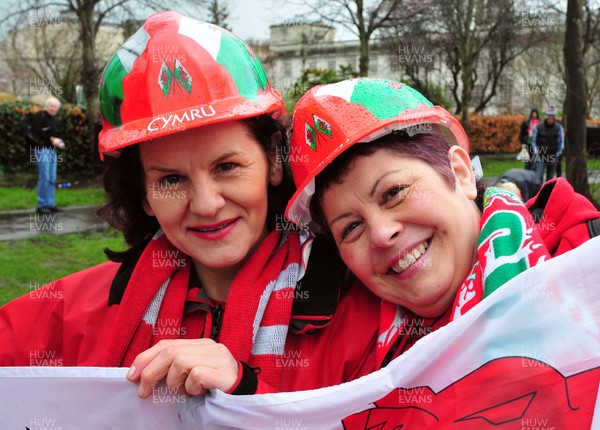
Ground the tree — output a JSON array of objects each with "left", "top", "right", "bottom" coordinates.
[
  {"left": 514, "top": 28, "right": 564, "bottom": 114},
  {"left": 1, "top": 1, "right": 203, "bottom": 151},
  {"left": 382, "top": 1, "right": 452, "bottom": 108},
  {"left": 541, "top": 0, "right": 600, "bottom": 117},
  {"left": 470, "top": 3, "right": 541, "bottom": 115},
  {"left": 302, "top": 0, "right": 403, "bottom": 76},
  {"left": 5, "top": 13, "right": 106, "bottom": 104},
  {"left": 202, "top": 0, "right": 230, "bottom": 29},
  {"left": 432, "top": 0, "right": 542, "bottom": 129},
  {"left": 285, "top": 65, "right": 359, "bottom": 111},
  {"left": 1, "top": 1, "right": 137, "bottom": 146},
  {"left": 582, "top": 0, "right": 600, "bottom": 116},
  {"left": 564, "top": 0, "right": 591, "bottom": 198}
]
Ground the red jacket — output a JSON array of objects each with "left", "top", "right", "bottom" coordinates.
[
  {"left": 2, "top": 178, "right": 595, "bottom": 388},
  {"left": 0, "top": 257, "right": 381, "bottom": 394},
  {"left": 526, "top": 177, "right": 600, "bottom": 256}
]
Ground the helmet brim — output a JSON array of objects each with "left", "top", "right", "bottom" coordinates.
[
  {"left": 285, "top": 106, "right": 468, "bottom": 232},
  {"left": 98, "top": 92, "right": 283, "bottom": 159}
]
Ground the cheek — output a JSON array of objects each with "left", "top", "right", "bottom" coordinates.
[
  {"left": 339, "top": 247, "right": 369, "bottom": 277},
  {"left": 229, "top": 180, "right": 270, "bottom": 223},
  {"left": 146, "top": 196, "right": 183, "bottom": 225},
  {"left": 244, "top": 185, "right": 266, "bottom": 208}
]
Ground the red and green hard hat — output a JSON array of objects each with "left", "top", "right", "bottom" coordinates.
[
  {"left": 98, "top": 11, "right": 284, "bottom": 158},
  {"left": 285, "top": 77, "right": 469, "bottom": 229}
]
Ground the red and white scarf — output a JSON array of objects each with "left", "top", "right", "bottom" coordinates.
[
  {"left": 376, "top": 188, "right": 551, "bottom": 367},
  {"left": 103, "top": 228, "right": 302, "bottom": 388},
  {"left": 528, "top": 118, "right": 540, "bottom": 138}
]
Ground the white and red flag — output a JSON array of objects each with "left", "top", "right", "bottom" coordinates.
[{"left": 2, "top": 236, "right": 600, "bottom": 429}]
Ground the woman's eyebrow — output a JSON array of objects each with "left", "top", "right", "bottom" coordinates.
[
  {"left": 146, "top": 165, "right": 178, "bottom": 173},
  {"left": 370, "top": 170, "right": 403, "bottom": 197},
  {"left": 146, "top": 151, "right": 241, "bottom": 173},
  {"left": 212, "top": 151, "right": 239, "bottom": 164},
  {"left": 330, "top": 211, "right": 353, "bottom": 226}
]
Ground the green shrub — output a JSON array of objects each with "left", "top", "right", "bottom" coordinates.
[
  {"left": 0, "top": 101, "right": 101, "bottom": 176},
  {"left": 284, "top": 65, "right": 360, "bottom": 112}
]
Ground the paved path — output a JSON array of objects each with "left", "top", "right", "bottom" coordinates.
[
  {"left": 0, "top": 171, "right": 595, "bottom": 242},
  {"left": 0, "top": 206, "right": 108, "bottom": 242},
  {"left": 0, "top": 177, "right": 501, "bottom": 242}
]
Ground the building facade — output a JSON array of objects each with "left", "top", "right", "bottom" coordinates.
[{"left": 263, "top": 22, "right": 564, "bottom": 116}]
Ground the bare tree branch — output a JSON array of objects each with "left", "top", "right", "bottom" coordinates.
[{"left": 300, "top": 0, "right": 405, "bottom": 75}]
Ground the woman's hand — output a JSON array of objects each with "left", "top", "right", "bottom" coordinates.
[{"left": 126, "top": 339, "right": 239, "bottom": 398}]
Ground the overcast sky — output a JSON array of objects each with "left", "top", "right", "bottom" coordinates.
[
  {"left": 226, "top": 0, "right": 352, "bottom": 41},
  {"left": 228, "top": 0, "right": 272, "bottom": 40},
  {"left": 0, "top": 0, "right": 350, "bottom": 41}
]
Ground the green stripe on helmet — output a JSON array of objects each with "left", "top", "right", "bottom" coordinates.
[
  {"left": 349, "top": 78, "right": 433, "bottom": 120},
  {"left": 216, "top": 33, "right": 268, "bottom": 103},
  {"left": 99, "top": 54, "right": 127, "bottom": 127},
  {"left": 99, "top": 26, "right": 150, "bottom": 127}
]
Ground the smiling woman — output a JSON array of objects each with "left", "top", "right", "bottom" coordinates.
[
  {"left": 0, "top": 11, "right": 380, "bottom": 399},
  {"left": 139, "top": 121, "right": 282, "bottom": 301},
  {"left": 317, "top": 137, "right": 480, "bottom": 318},
  {"left": 286, "top": 77, "right": 600, "bottom": 368}
]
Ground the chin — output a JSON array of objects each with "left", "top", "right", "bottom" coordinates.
[
  {"left": 205, "top": 256, "right": 244, "bottom": 269},
  {"left": 412, "top": 306, "right": 450, "bottom": 319},
  {"left": 406, "top": 294, "right": 454, "bottom": 318}
]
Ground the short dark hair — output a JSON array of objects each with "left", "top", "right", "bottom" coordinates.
[
  {"left": 98, "top": 114, "right": 295, "bottom": 262},
  {"left": 310, "top": 132, "right": 485, "bottom": 233}
]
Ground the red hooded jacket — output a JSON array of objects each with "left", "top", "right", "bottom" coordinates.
[
  {"left": 526, "top": 177, "right": 600, "bottom": 256},
  {"left": 0, "top": 246, "right": 381, "bottom": 394}
]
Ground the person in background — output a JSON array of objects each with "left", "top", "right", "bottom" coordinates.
[
  {"left": 518, "top": 108, "right": 540, "bottom": 170},
  {"left": 23, "top": 96, "right": 65, "bottom": 214},
  {"left": 531, "top": 107, "right": 564, "bottom": 183},
  {"left": 555, "top": 114, "right": 566, "bottom": 178},
  {"left": 494, "top": 168, "right": 542, "bottom": 202}
]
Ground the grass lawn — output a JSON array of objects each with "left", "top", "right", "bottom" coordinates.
[
  {"left": 0, "top": 186, "right": 106, "bottom": 211},
  {"left": 476, "top": 153, "right": 525, "bottom": 178},
  {"left": 0, "top": 155, "right": 538, "bottom": 212},
  {"left": 0, "top": 170, "right": 104, "bottom": 211},
  {"left": 478, "top": 154, "right": 600, "bottom": 203},
  {"left": 0, "top": 228, "right": 126, "bottom": 306}
]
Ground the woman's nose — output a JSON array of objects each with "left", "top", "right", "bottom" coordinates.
[
  {"left": 188, "top": 179, "right": 226, "bottom": 217},
  {"left": 369, "top": 215, "right": 402, "bottom": 250}
]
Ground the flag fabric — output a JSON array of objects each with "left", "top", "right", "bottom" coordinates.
[
  {"left": 1, "top": 367, "right": 186, "bottom": 429},
  {"left": 186, "top": 235, "right": 600, "bottom": 429},
  {"left": 2, "top": 236, "right": 600, "bottom": 429}
]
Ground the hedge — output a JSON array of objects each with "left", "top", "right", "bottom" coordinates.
[
  {"left": 467, "top": 115, "right": 526, "bottom": 154},
  {"left": 0, "top": 101, "right": 100, "bottom": 176},
  {"left": 0, "top": 103, "right": 593, "bottom": 175},
  {"left": 467, "top": 115, "right": 600, "bottom": 154}
]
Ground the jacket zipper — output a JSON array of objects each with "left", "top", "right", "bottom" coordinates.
[{"left": 210, "top": 303, "right": 224, "bottom": 340}]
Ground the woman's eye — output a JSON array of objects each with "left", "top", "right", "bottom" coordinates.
[
  {"left": 159, "top": 175, "right": 181, "bottom": 186},
  {"left": 383, "top": 186, "right": 405, "bottom": 203},
  {"left": 215, "top": 162, "right": 238, "bottom": 173},
  {"left": 341, "top": 221, "right": 362, "bottom": 240}
]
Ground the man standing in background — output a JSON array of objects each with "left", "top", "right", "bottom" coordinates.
[
  {"left": 518, "top": 108, "right": 540, "bottom": 170},
  {"left": 531, "top": 107, "right": 564, "bottom": 183},
  {"left": 24, "top": 97, "right": 65, "bottom": 215}
]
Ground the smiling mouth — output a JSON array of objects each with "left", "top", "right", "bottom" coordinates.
[
  {"left": 389, "top": 239, "right": 431, "bottom": 274},
  {"left": 190, "top": 219, "right": 237, "bottom": 233}
]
